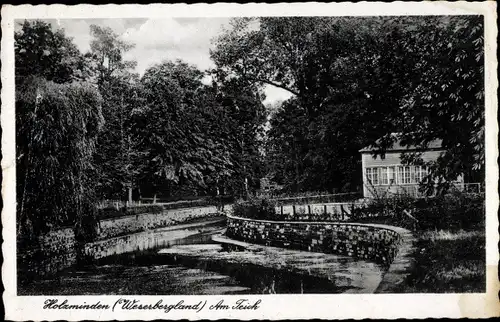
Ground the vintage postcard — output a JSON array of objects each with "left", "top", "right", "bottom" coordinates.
[{"left": 1, "top": 2, "right": 498, "bottom": 320}]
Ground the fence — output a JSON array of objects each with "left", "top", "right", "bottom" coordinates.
[
  {"left": 451, "top": 182, "right": 483, "bottom": 193},
  {"left": 97, "top": 200, "right": 142, "bottom": 210},
  {"left": 270, "top": 192, "right": 362, "bottom": 205},
  {"left": 97, "top": 195, "right": 234, "bottom": 213},
  {"left": 384, "top": 182, "right": 483, "bottom": 198}
]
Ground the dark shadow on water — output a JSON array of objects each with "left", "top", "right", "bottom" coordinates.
[
  {"left": 18, "top": 219, "right": 354, "bottom": 294},
  {"left": 98, "top": 248, "right": 351, "bottom": 294}
]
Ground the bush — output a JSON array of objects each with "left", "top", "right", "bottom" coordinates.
[
  {"left": 232, "top": 197, "right": 279, "bottom": 220},
  {"left": 350, "top": 194, "right": 414, "bottom": 223},
  {"left": 124, "top": 205, "right": 163, "bottom": 216},
  {"left": 414, "top": 192, "right": 485, "bottom": 231},
  {"left": 350, "top": 191, "right": 485, "bottom": 231},
  {"left": 98, "top": 204, "right": 163, "bottom": 220}
]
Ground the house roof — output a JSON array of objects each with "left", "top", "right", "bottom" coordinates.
[{"left": 359, "top": 135, "right": 443, "bottom": 153}]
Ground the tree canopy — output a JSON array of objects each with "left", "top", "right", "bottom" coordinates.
[
  {"left": 15, "top": 21, "right": 104, "bottom": 241},
  {"left": 15, "top": 20, "right": 85, "bottom": 83},
  {"left": 15, "top": 16, "right": 485, "bottom": 242},
  {"left": 212, "top": 16, "right": 485, "bottom": 194}
]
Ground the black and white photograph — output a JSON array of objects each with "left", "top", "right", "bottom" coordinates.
[{"left": 2, "top": 2, "right": 498, "bottom": 320}]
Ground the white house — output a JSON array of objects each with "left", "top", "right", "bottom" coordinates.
[{"left": 359, "top": 137, "right": 463, "bottom": 198}]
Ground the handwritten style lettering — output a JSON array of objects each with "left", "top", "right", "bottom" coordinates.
[
  {"left": 42, "top": 298, "right": 262, "bottom": 313},
  {"left": 113, "top": 299, "right": 205, "bottom": 313},
  {"left": 44, "top": 299, "right": 110, "bottom": 310}
]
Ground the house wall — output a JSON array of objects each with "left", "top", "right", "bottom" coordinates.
[
  {"left": 362, "top": 150, "right": 445, "bottom": 168},
  {"left": 361, "top": 150, "right": 449, "bottom": 198}
]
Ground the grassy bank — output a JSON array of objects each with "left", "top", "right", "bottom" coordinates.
[{"left": 399, "top": 228, "right": 485, "bottom": 293}]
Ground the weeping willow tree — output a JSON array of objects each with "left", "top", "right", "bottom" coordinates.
[{"left": 16, "top": 77, "right": 104, "bottom": 244}]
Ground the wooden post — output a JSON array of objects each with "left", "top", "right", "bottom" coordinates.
[
  {"left": 324, "top": 204, "right": 327, "bottom": 214},
  {"left": 292, "top": 205, "right": 296, "bottom": 216},
  {"left": 280, "top": 205, "right": 283, "bottom": 216},
  {"left": 307, "top": 205, "right": 311, "bottom": 214}
]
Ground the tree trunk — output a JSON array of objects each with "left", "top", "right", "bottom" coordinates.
[
  {"left": 128, "top": 185, "right": 133, "bottom": 203},
  {"left": 244, "top": 177, "right": 249, "bottom": 199}
]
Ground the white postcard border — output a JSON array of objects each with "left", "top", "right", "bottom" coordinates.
[{"left": 2, "top": 2, "right": 498, "bottom": 320}]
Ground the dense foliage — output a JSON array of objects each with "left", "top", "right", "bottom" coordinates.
[
  {"left": 15, "top": 16, "right": 484, "bottom": 240},
  {"left": 232, "top": 198, "right": 279, "bottom": 221},
  {"left": 351, "top": 191, "right": 485, "bottom": 231},
  {"left": 212, "top": 16, "right": 484, "bottom": 194},
  {"left": 16, "top": 77, "right": 104, "bottom": 240},
  {"left": 15, "top": 21, "right": 105, "bottom": 242}
]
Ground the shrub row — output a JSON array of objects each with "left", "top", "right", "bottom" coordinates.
[
  {"left": 351, "top": 191, "right": 485, "bottom": 231},
  {"left": 98, "top": 205, "right": 164, "bottom": 220},
  {"left": 232, "top": 198, "right": 280, "bottom": 221},
  {"left": 413, "top": 192, "right": 485, "bottom": 231},
  {"left": 232, "top": 191, "right": 485, "bottom": 231}
]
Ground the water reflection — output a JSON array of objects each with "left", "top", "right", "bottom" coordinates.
[{"left": 19, "top": 218, "right": 381, "bottom": 295}]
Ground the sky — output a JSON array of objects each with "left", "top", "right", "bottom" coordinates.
[{"left": 31, "top": 18, "right": 293, "bottom": 105}]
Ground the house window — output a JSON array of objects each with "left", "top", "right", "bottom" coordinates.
[
  {"left": 366, "top": 166, "right": 395, "bottom": 186},
  {"left": 416, "top": 166, "right": 428, "bottom": 182},
  {"left": 395, "top": 166, "right": 414, "bottom": 184},
  {"left": 366, "top": 165, "right": 427, "bottom": 186},
  {"left": 388, "top": 166, "right": 396, "bottom": 184},
  {"left": 366, "top": 168, "right": 372, "bottom": 184},
  {"left": 403, "top": 166, "right": 411, "bottom": 184},
  {"left": 380, "top": 167, "right": 388, "bottom": 185},
  {"left": 410, "top": 166, "right": 416, "bottom": 183},
  {"left": 366, "top": 168, "right": 380, "bottom": 185},
  {"left": 372, "top": 168, "right": 379, "bottom": 185},
  {"left": 397, "top": 166, "right": 404, "bottom": 184}
]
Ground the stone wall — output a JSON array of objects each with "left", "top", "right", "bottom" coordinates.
[
  {"left": 226, "top": 214, "right": 407, "bottom": 266},
  {"left": 18, "top": 205, "right": 219, "bottom": 279},
  {"left": 97, "top": 206, "right": 219, "bottom": 240},
  {"left": 84, "top": 218, "right": 220, "bottom": 260},
  {"left": 17, "top": 227, "right": 76, "bottom": 279}
]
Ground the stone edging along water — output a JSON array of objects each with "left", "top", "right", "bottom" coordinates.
[
  {"left": 225, "top": 214, "right": 415, "bottom": 292},
  {"left": 17, "top": 206, "right": 221, "bottom": 279}
]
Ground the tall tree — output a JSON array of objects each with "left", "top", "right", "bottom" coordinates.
[
  {"left": 88, "top": 24, "right": 140, "bottom": 201},
  {"left": 213, "top": 17, "right": 378, "bottom": 192},
  {"left": 15, "top": 21, "right": 104, "bottom": 242},
  {"left": 134, "top": 60, "right": 209, "bottom": 198},
  {"left": 216, "top": 77, "right": 267, "bottom": 198},
  {"left": 89, "top": 24, "right": 137, "bottom": 85},
  {"left": 214, "top": 16, "right": 484, "bottom": 194},
  {"left": 15, "top": 20, "right": 86, "bottom": 83},
  {"left": 393, "top": 16, "right": 484, "bottom": 193}
]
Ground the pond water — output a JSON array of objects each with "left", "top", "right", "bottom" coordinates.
[{"left": 19, "top": 218, "right": 385, "bottom": 295}]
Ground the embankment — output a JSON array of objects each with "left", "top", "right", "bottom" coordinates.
[
  {"left": 17, "top": 205, "right": 221, "bottom": 279},
  {"left": 225, "top": 213, "right": 415, "bottom": 292}
]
